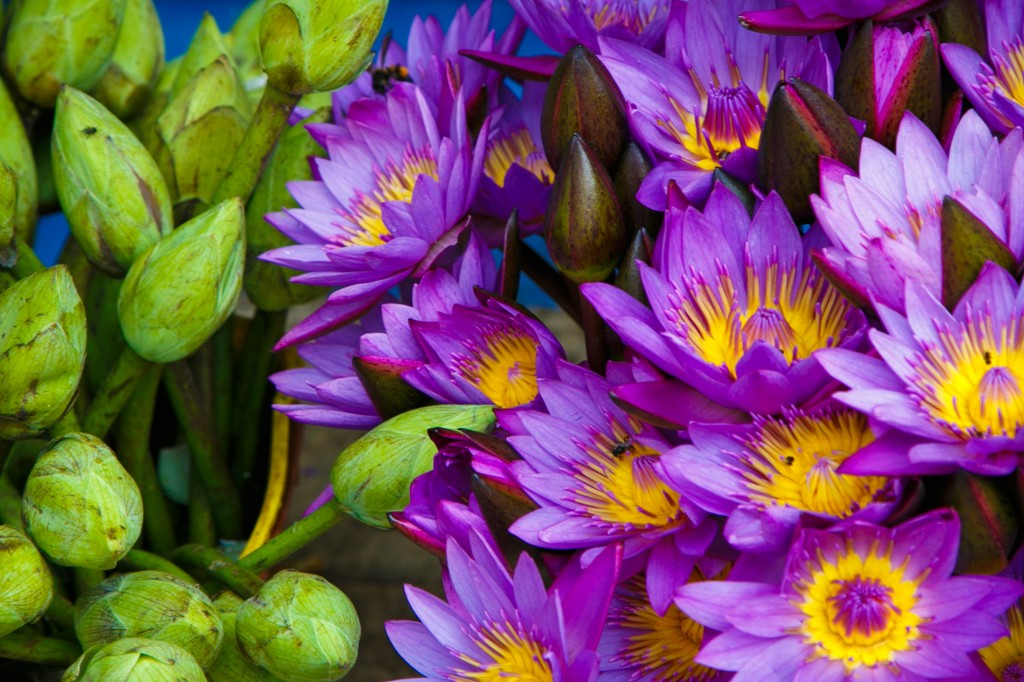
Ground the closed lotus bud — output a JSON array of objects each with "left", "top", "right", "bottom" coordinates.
[
  {"left": 944, "top": 472, "right": 1017, "bottom": 574},
  {"left": 53, "top": 87, "right": 173, "bottom": 277},
  {"left": 230, "top": 0, "right": 269, "bottom": 104},
  {"left": 545, "top": 134, "right": 628, "bottom": 284},
  {"left": 259, "top": 0, "right": 387, "bottom": 95},
  {"left": 63, "top": 637, "right": 206, "bottom": 682},
  {"left": 0, "top": 525, "right": 54, "bottom": 638},
  {"left": 0, "top": 77, "right": 38, "bottom": 242},
  {"left": 118, "top": 198, "right": 245, "bottom": 363},
  {"left": 613, "top": 142, "right": 659, "bottom": 237},
  {"left": 22, "top": 433, "right": 142, "bottom": 569},
  {"left": 936, "top": 0, "right": 986, "bottom": 56},
  {"left": 207, "top": 592, "right": 282, "bottom": 682},
  {"left": 835, "top": 19, "right": 941, "bottom": 148},
  {"left": 352, "top": 356, "right": 430, "bottom": 420},
  {"left": 90, "top": 0, "right": 165, "bottom": 119},
  {"left": 758, "top": 78, "right": 861, "bottom": 224},
  {"left": 131, "top": 57, "right": 179, "bottom": 157},
  {"left": 614, "top": 227, "right": 652, "bottom": 304},
  {"left": 2, "top": 0, "right": 127, "bottom": 107},
  {"left": 244, "top": 107, "right": 326, "bottom": 311},
  {"left": 542, "top": 44, "right": 629, "bottom": 172},
  {"left": 941, "top": 196, "right": 1017, "bottom": 307},
  {"left": 332, "top": 404, "right": 496, "bottom": 528},
  {"left": 0, "top": 266, "right": 86, "bottom": 439},
  {"left": 471, "top": 475, "right": 539, "bottom": 569},
  {"left": 0, "top": 162, "right": 15, "bottom": 253},
  {"left": 172, "top": 13, "right": 233, "bottom": 97},
  {"left": 75, "top": 571, "right": 224, "bottom": 668},
  {"left": 237, "top": 570, "right": 359, "bottom": 681},
  {"left": 155, "top": 55, "right": 252, "bottom": 218}
]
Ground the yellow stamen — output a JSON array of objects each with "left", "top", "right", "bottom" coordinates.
[
  {"left": 742, "top": 411, "right": 886, "bottom": 518},
  {"left": 980, "top": 39, "right": 1024, "bottom": 130},
  {"left": 456, "top": 326, "right": 540, "bottom": 409},
  {"left": 981, "top": 603, "right": 1024, "bottom": 679},
  {"left": 799, "top": 540, "right": 924, "bottom": 671},
  {"left": 337, "top": 147, "right": 438, "bottom": 247},
  {"left": 453, "top": 621, "right": 554, "bottom": 681},
  {"left": 588, "top": 2, "right": 662, "bottom": 33},
  {"left": 484, "top": 126, "right": 553, "bottom": 188}
]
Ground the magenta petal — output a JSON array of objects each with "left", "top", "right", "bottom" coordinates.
[
  {"left": 727, "top": 595, "right": 800, "bottom": 637},
  {"left": 612, "top": 380, "right": 747, "bottom": 429},
  {"left": 676, "top": 581, "right": 775, "bottom": 631}
]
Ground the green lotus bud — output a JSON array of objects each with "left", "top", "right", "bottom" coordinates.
[
  {"left": 90, "top": 0, "right": 165, "bottom": 120},
  {"left": 0, "top": 525, "right": 54, "bottom": 638},
  {"left": 545, "top": 134, "right": 629, "bottom": 284},
  {"left": 614, "top": 228, "right": 652, "bottom": 304},
  {"left": 63, "top": 637, "right": 206, "bottom": 682},
  {"left": 207, "top": 592, "right": 281, "bottom": 682},
  {"left": 22, "top": 433, "right": 142, "bottom": 569},
  {"left": 352, "top": 356, "right": 430, "bottom": 420},
  {"left": 118, "top": 198, "right": 245, "bottom": 363},
  {"left": 258, "top": 0, "right": 387, "bottom": 95},
  {"left": 236, "top": 570, "right": 359, "bottom": 681},
  {"left": 936, "top": 0, "right": 986, "bottom": 57},
  {"left": 244, "top": 107, "right": 326, "bottom": 311},
  {"left": 613, "top": 142, "right": 659, "bottom": 237},
  {"left": 471, "top": 475, "right": 539, "bottom": 570},
  {"left": 0, "top": 162, "right": 15, "bottom": 253},
  {"left": 0, "top": 76, "right": 38, "bottom": 242},
  {"left": 0, "top": 266, "right": 86, "bottom": 439},
  {"left": 2, "top": 0, "right": 127, "bottom": 107},
  {"left": 155, "top": 55, "right": 252, "bottom": 218},
  {"left": 53, "top": 86, "right": 173, "bottom": 277},
  {"left": 75, "top": 571, "right": 224, "bottom": 668},
  {"left": 230, "top": 0, "right": 268, "bottom": 104},
  {"left": 943, "top": 472, "right": 1017, "bottom": 574},
  {"left": 130, "top": 57, "right": 179, "bottom": 157},
  {"left": 542, "top": 44, "right": 629, "bottom": 172},
  {"left": 332, "top": 404, "right": 496, "bottom": 528},
  {"left": 941, "top": 196, "right": 1018, "bottom": 307},
  {"left": 172, "top": 13, "right": 233, "bottom": 97},
  {"left": 758, "top": 78, "right": 861, "bottom": 224}
]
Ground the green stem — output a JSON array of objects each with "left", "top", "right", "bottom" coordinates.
[
  {"left": 81, "top": 345, "right": 152, "bottom": 440},
  {"left": 0, "top": 632, "right": 81, "bottom": 666},
  {"left": 211, "top": 85, "right": 302, "bottom": 206},
  {"left": 0, "top": 440, "right": 11, "bottom": 478},
  {"left": 72, "top": 568, "right": 104, "bottom": 595},
  {"left": 232, "top": 310, "right": 286, "bottom": 490},
  {"left": 580, "top": 291, "right": 609, "bottom": 375},
  {"left": 9, "top": 235, "right": 44, "bottom": 278},
  {"left": 519, "top": 240, "right": 583, "bottom": 327},
  {"left": 44, "top": 595, "right": 76, "bottom": 633},
  {"left": 172, "top": 544, "right": 264, "bottom": 598},
  {"left": 114, "top": 365, "right": 177, "bottom": 556},
  {"left": 0, "top": 471, "right": 22, "bottom": 531},
  {"left": 213, "top": 322, "right": 234, "bottom": 457},
  {"left": 165, "top": 360, "right": 243, "bottom": 539},
  {"left": 0, "top": 269, "right": 15, "bottom": 293},
  {"left": 239, "top": 498, "right": 346, "bottom": 573},
  {"left": 188, "top": 468, "right": 217, "bottom": 547},
  {"left": 117, "top": 549, "right": 197, "bottom": 585},
  {"left": 47, "top": 408, "right": 81, "bottom": 439}
]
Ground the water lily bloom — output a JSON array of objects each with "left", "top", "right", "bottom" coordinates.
[
  {"left": 508, "top": 0, "right": 672, "bottom": 54},
  {"left": 502, "top": 361, "right": 716, "bottom": 614},
  {"left": 263, "top": 82, "right": 489, "bottom": 347},
  {"left": 583, "top": 186, "right": 867, "bottom": 421},
  {"left": 943, "top": 0, "right": 1024, "bottom": 135},
  {"left": 386, "top": 536, "right": 621, "bottom": 681},
  {"left": 677, "top": 509, "right": 1024, "bottom": 680},
  {"left": 813, "top": 109, "right": 1024, "bottom": 313},
  {"left": 981, "top": 550, "right": 1024, "bottom": 679},
  {"left": 403, "top": 297, "right": 565, "bottom": 409},
  {"left": 739, "top": 0, "right": 946, "bottom": 35},
  {"left": 818, "top": 264, "right": 1024, "bottom": 476},
  {"left": 599, "top": 0, "right": 838, "bottom": 208},
  {"left": 664, "top": 409, "right": 901, "bottom": 553}
]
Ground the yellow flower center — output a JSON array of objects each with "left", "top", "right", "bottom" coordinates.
[
  {"left": 979, "top": 38, "right": 1024, "bottom": 130},
  {"left": 456, "top": 325, "right": 540, "bottom": 408},
  {"left": 571, "top": 420, "right": 683, "bottom": 530},
  {"left": 798, "top": 541, "right": 924, "bottom": 672},
  {"left": 484, "top": 126, "right": 553, "bottom": 188},
  {"left": 452, "top": 621, "right": 554, "bottom": 681},
  {"left": 588, "top": 1, "right": 663, "bottom": 33},
  {"left": 912, "top": 313, "right": 1024, "bottom": 439},
  {"left": 981, "top": 604, "right": 1024, "bottom": 680},
  {"left": 741, "top": 411, "right": 886, "bottom": 517},
  {"left": 336, "top": 147, "right": 438, "bottom": 247},
  {"left": 674, "top": 260, "right": 854, "bottom": 377},
  {"left": 612, "top": 575, "right": 717, "bottom": 681}
]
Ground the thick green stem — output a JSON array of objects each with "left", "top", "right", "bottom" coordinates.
[
  {"left": 232, "top": 310, "right": 286, "bottom": 489},
  {"left": 239, "top": 498, "right": 345, "bottom": 573},
  {"left": 211, "top": 85, "right": 301, "bottom": 206},
  {"left": 114, "top": 365, "right": 176, "bottom": 556},
  {"left": 47, "top": 408, "right": 81, "bottom": 439},
  {"left": 118, "top": 549, "right": 197, "bottom": 585},
  {"left": 0, "top": 440, "right": 11, "bottom": 479},
  {"left": 165, "top": 360, "right": 243, "bottom": 539},
  {"left": 73, "top": 568, "right": 104, "bottom": 595},
  {"left": 81, "top": 346, "right": 152, "bottom": 440},
  {"left": 44, "top": 595, "right": 76, "bottom": 633},
  {"left": 172, "top": 544, "right": 264, "bottom": 598},
  {"left": 0, "top": 632, "right": 81, "bottom": 666},
  {"left": 188, "top": 469, "right": 217, "bottom": 547},
  {"left": 580, "top": 290, "right": 609, "bottom": 375},
  {"left": 213, "top": 322, "right": 234, "bottom": 456},
  {"left": 519, "top": 241, "right": 583, "bottom": 326},
  {"left": 0, "top": 471, "right": 22, "bottom": 531},
  {"left": 9, "top": 235, "right": 44, "bottom": 278}
]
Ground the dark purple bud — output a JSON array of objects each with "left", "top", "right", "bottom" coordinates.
[
  {"left": 941, "top": 196, "right": 1017, "bottom": 308},
  {"left": 613, "top": 142, "right": 660, "bottom": 236},
  {"left": 614, "top": 228, "right": 652, "bottom": 305}
]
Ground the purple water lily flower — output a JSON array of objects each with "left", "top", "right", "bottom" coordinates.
[
  {"left": 677, "top": 509, "right": 1024, "bottom": 680},
  {"left": 813, "top": 109, "right": 1024, "bottom": 314},
  {"left": 943, "top": 0, "right": 1024, "bottom": 135},
  {"left": 663, "top": 408, "right": 901, "bottom": 553},
  {"left": 583, "top": 185, "right": 867, "bottom": 422},
  {"left": 508, "top": 0, "right": 672, "bottom": 54},
  {"left": 739, "top": 0, "right": 946, "bottom": 35},
  {"left": 386, "top": 536, "right": 621, "bottom": 681},
  {"left": 981, "top": 549, "right": 1024, "bottom": 679},
  {"left": 818, "top": 264, "right": 1024, "bottom": 477},
  {"left": 403, "top": 297, "right": 565, "bottom": 409},
  {"left": 263, "top": 82, "right": 489, "bottom": 348},
  {"left": 599, "top": 0, "right": 838, "bottom": 209},
  {"left": 501, "top": 361, "right": 716, "bottom": 614}
]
